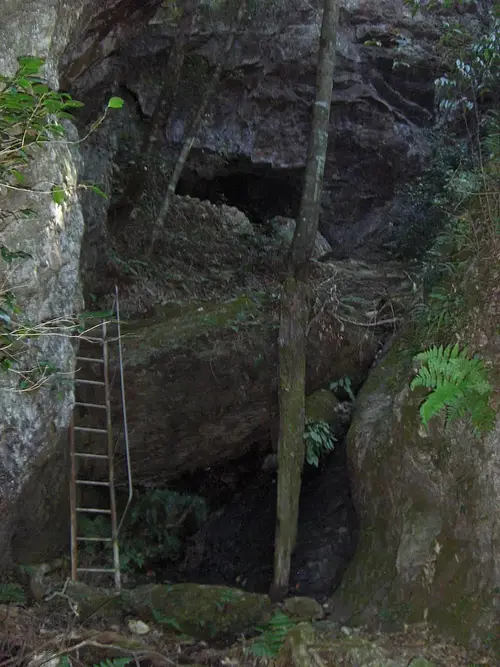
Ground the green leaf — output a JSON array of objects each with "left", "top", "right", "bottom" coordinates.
[
  {"left": 32, "top": 83, "right": 49, "bottom": 95},
  {"left": 10, "top": 169, "right": 25, "bottom": 184},
  {"left": 51, "top": 185, "right": 66, "bottom": 205},
  {"left": 89, "top": 184, "right": 108, "bottom": 198},
  {"left": 107, "top": 96, "right": 125, "bottom": 109}
]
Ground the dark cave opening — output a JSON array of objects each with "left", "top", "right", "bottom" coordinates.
[
  {"left": 107, "top": 434, "right": 358, "bottom": 601},
  {"left": 176, "top": 160, "right": 303, "bottom": 224}
]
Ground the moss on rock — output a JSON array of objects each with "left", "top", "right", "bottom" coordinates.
[{"left": 305, "top": 389, "right": 340, "bottom": 424}]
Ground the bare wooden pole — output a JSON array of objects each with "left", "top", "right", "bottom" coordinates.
[{"left": 271, "top": 0, "right": 339, "bottom": 602}]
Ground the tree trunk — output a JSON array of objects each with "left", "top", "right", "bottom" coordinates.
[
  {"left": 148, "top": 0, "right": 248, "bottom": 254},
  {"left": 116, "top": 0, "right": 199, "bottom": 218},
  {"left": 270, "top": 0, "right": 339, "bottom": 602}
]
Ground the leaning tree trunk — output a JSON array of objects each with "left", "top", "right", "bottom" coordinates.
[
  {"left": 117, "top": 0, "right": 199, "bottom": 219},
  {"left": 148, "top": 0, "right": 248, "bottom": 254},
  {"left": 270, "top": 0, "right": 339, "bottom": 602}
]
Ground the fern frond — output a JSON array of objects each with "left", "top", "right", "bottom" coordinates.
[
  {"left": 419, "top": 383, "right": 465, "bottom": 426},
  {"left": 411, "top": 344, "right": 494, "bottom": 434}
]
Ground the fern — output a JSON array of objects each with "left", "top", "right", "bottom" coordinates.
[
  {"left": 248, "top": 612, "right": 296, "bottom": 658},
  {"left": 410, "top": 343, "right": 495, "bottom": 433}
]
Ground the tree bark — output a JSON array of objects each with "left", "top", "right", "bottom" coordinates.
[
  {"left": 270, "top": 0, "right": 339, "bottom": 602},
  {"left": 148, "top": 0, "right": 248, "bottom": 255},
  {"left": 116, "top": 0, "right": 199, "bottom": 218}
]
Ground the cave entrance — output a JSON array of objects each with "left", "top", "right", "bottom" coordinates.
[
  {"left": 103, "top": 435, "right": 358, "bottom": 601},
  {"left": 176, "top": 158, "right": 303, "bottom": 224}
]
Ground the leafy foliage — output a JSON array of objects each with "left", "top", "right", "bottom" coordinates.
[
  {"left": 0, "top": 56, "right": 123, "bottom": 203},
  {"left": 410, "top": 343, "right": 495, "bottom": 433},
  {"left": 248, "top": 611, "right": 296, "bottom": 658},
  {"left": 303, "top": 419, "right": 336, "bottom": 467},
  {"left": 120, "top": 488, "right": 207, "bottom": 572},
  {"left": 80, "top": 487, "right": 207, "bottom": 574},
  {"left": 0, "top": 56, "right": 83, "bottom": 189},
  {"left": 329, "top": 375, "right": 355, "bottom": 401}
]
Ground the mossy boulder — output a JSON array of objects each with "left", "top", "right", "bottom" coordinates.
[
  {"left": 336, "top": 242, "right": 500, "bottom": 653},
  {"left": 96, "top": 260, "right": 395, "bottom": 485},
  {"left": 66, "top": 582, "right": 272, "bottom": 640},
  {"left": 65, "top": 582, "right": 331, "bottom": 641},
  {"left": 305, "top": 389, "right": 340, "bottom": 424},
  {"left": 126, "top": 583, "right": 273, "bottom": 639},
  {"left": 276, "top": 623, "right": 437, "bottom": 667}
]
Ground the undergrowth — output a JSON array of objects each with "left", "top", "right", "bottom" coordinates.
[
  {"left": 247, "top": 611, "right": 296, "bottom": 658},
  {"left": 79, "top": 487, "right": 207, "bottom": 575}
]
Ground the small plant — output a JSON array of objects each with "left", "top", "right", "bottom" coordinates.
[
  {"left": 119, "top": 488, "right": 207, "bottom": 573},
  {"left": 303, "top": 418, "right": 336, "bottom": 467},
  {"left": 0, "top": 582, "right": 26, "bottom": 604},
  {"left": 329, "top": 375, "right": 355, "bottom": 401},
  {"left": 248, "top": 611, "right": 296, "bottom": 658},
  {"left": 410, "top": 343, "right": 495, "bottom": 434},
  {"left": 151, "top": 606, "right": 182, "bottom": 632},
  {"left": 0, "top": 56, "right": 123, "bottom": 202}
]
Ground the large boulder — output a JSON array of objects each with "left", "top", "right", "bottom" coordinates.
[{"left": 336, "top": 240, "right": 500, "bottom": 651}]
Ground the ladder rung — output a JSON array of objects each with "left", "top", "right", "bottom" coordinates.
[
  {"left": 77, "top": 568, "right": 117, "bottom": 573},
  {"left": 74, "top": 453, "right": 109, "bottom": 460},
  {"left": 77, "top": 537, "right": 112, "bottom": 542},
  {"left": 75, "top": 401, "right": 106, "bottom": 409},
  {"left": 76, "top": 356, "right": 105, "bottom": 364},
  {"left": 75, "top": 379, "right": 105, "bottom": 386},
  {"left": 76, "top": 508, "right": 111, "bottom": 514},
  {"left": 76, "top": 479, "right": 110, "bottom": 487},
  {"left": 74, "top": 426, "right": 107, "bottom": 434}
]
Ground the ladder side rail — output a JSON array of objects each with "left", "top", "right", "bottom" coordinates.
[
  {"left": 114, "top": 285, "right": 133, "bottom": 534},
  {"left": 69, "top": 415, "right": 78, "bottom": 581},
  {"left": 102, "top": 319, "right": 121, "bottom": 589}
]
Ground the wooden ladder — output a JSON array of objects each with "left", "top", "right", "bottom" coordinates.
[{"left": 68, "top": 290, "right": 132, "bottom": 589}]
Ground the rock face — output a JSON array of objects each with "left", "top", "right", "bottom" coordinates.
[
  {"left": 337, "top": 242, "right": 500, "bottom": 649},
  {"left": 67, "top": 0, "right": 449, "bottom": 283},
  {"left": 0, "top": 0, "right": 479, "bottom": 576},
  {"left": 0, "top": 0, "right": 162, "bottom": 569},
  {"left": 0, "top": 12, "right": 83, "bottom": 569}
]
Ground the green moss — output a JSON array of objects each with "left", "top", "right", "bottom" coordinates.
[
  {"left": 304, "top": 389, "right": 339, "bottom": 423},
  {"left": 123, "top": 292, "right": 271, "bottom": 366},
  {"left": 338, "top": 517, "right": 398, "bottom": 618}
]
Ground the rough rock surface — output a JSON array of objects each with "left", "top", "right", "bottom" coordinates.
[
  {"left": 0, "top": 17, "right": 84, "bottom": 569},
  {"left": 66, "top": 0, "right": 446, "bottom": 293},
  {"left": 0, "top": 0, "right": 162, "bottom": 569},
  {"left": 64, "top": 581, "right": 323, "bottom": 641},
  {"left": 336, "top": 241, "right": 500, "bottom": 649}
]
